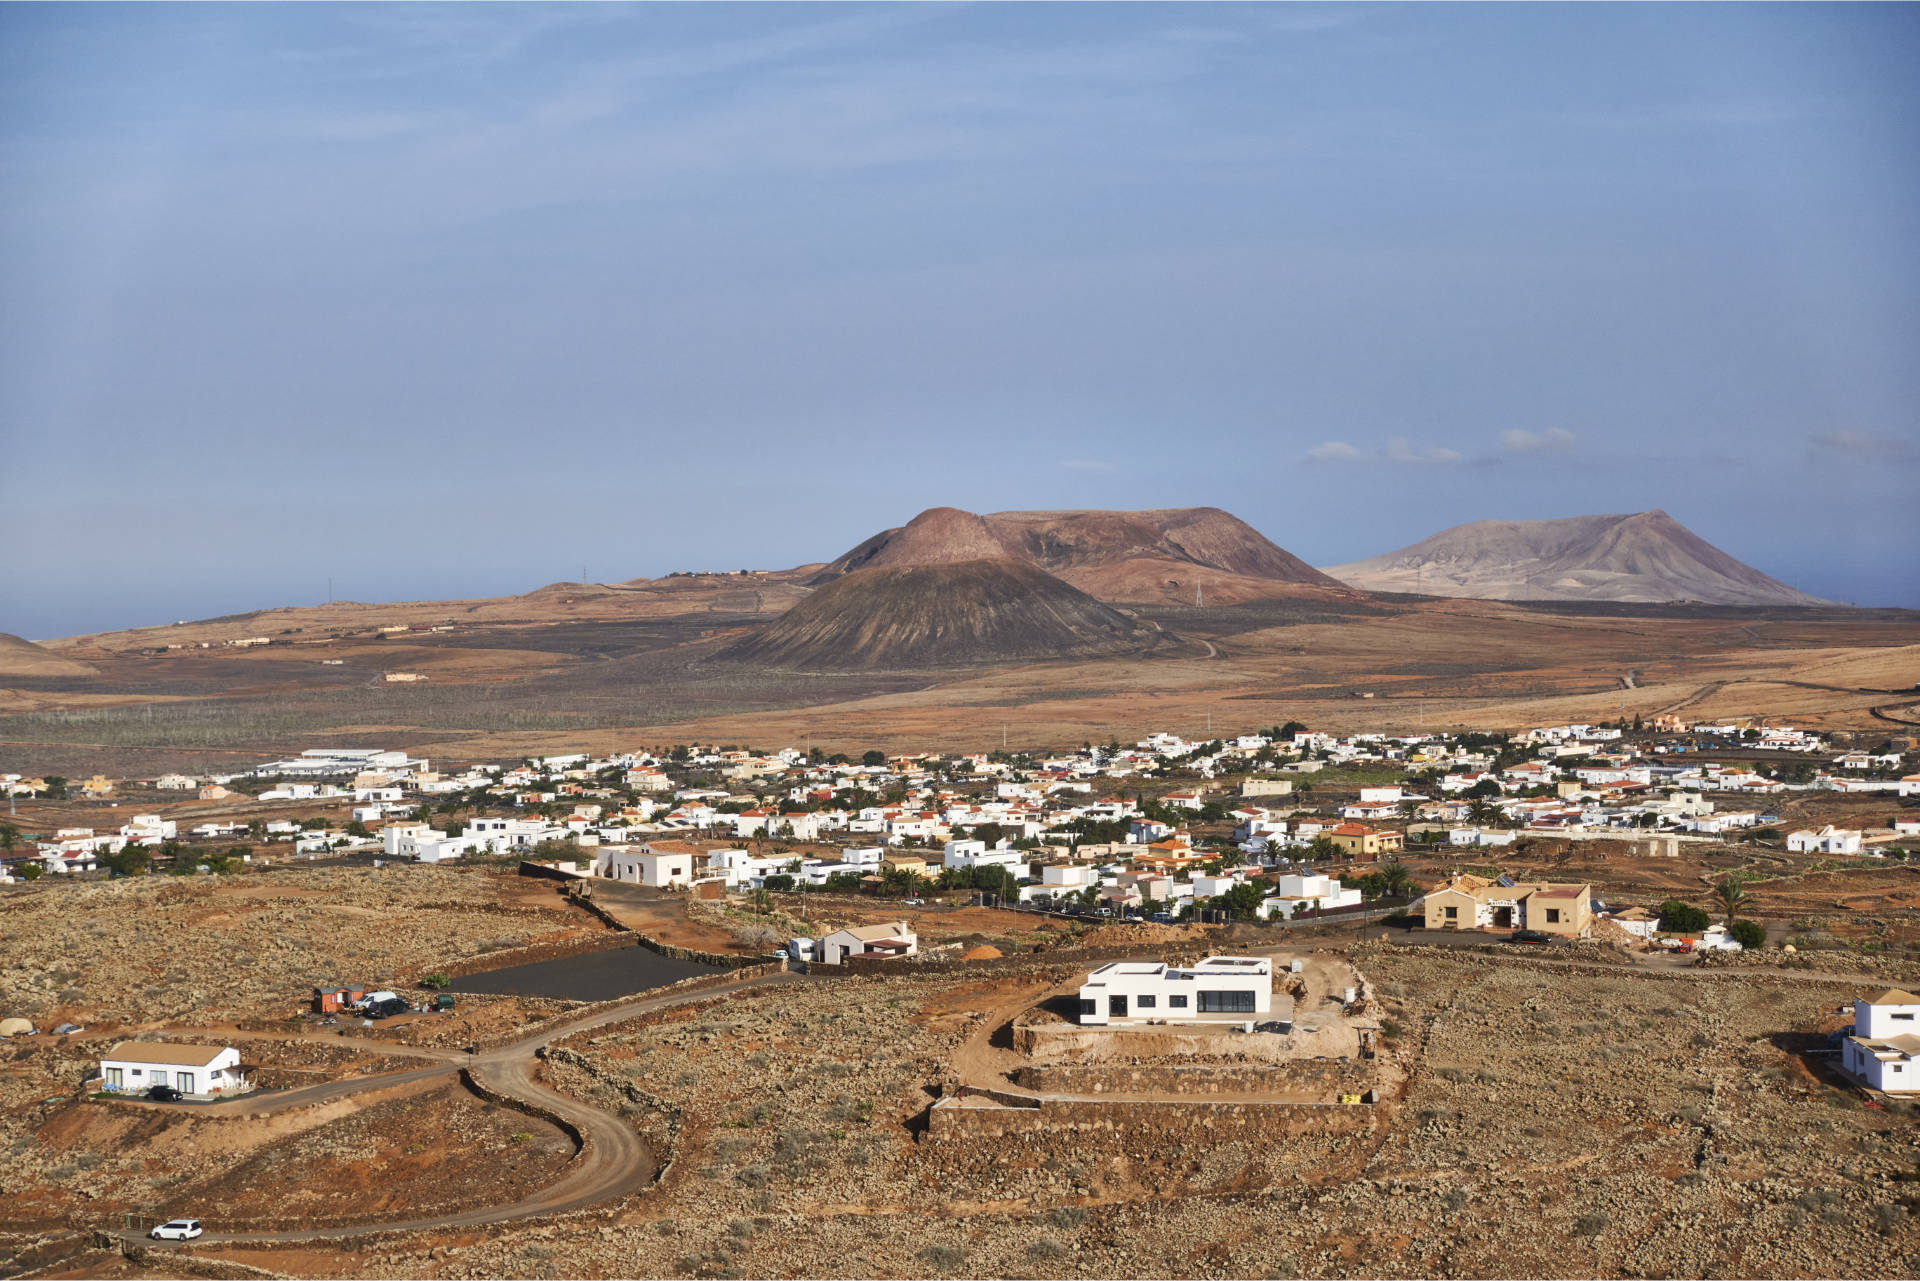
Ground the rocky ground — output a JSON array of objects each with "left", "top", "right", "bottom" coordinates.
[
  {"left": 1, "top": 1071, "right": 572, "bottom": 1232},
  {"left": 0, "top": 865, "right": 597, "bottom": 1027},
  {"left": 331, "top": 949, "right": 1919, "bottom": 1280},
  {"left": 11, "top": 911, "right": 1920, "bottom": 1279}
]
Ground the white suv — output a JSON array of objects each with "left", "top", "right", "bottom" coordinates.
[{"left": 150, "top": 1219, "right": 203, "bottom": 1241}]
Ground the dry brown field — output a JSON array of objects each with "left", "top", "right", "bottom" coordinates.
[
  {"left": 6, "top": 593, "right": 1914, "bottom": 777},
  {"left": 5, "top": 859, "right": 1920, "bottom": 1278}
]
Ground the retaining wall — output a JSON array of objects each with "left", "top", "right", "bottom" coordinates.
[
  {"left": 567, "top": 889, "right": 776, "bottom": 970},
  {"left": 459, "top": 1066, "right": 586, "bottom": 1152},
  {"left": 925, "top": 1096, "right": 1371, "bottom": 1143},
  {"left": 1011, "top": 1056, "right": 1371, "bottom": 1098}
]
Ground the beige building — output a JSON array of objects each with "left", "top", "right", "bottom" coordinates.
[
  {"left": 1327, "top": 823, "right": 1404, "bottom": 858},
  {"left": 1422, "top": 873, "right": 1593, "bottom": 937}
]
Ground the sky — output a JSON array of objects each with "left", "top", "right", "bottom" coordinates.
[{"left": 3, "top": 2, "right": 1917, "bottom": 638}]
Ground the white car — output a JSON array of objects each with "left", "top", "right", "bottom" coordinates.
[{"left": 150, "top": 1219, "right": 203, "bottom": 1241}]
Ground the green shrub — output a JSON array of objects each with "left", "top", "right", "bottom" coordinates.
[{"left": 1657, "top": 900, "right": 1709, "bottom": 933}]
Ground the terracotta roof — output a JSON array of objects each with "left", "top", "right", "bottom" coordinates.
[{"left": 104, "top": 1042, "right": 229, "bottom": 1067}]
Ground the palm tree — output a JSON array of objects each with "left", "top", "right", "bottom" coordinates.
[
  {"left": 1382, "top": 860, "right": 1412, "bottom": 898},
  {"left": 1713, "top": 874, "right": 1749, "bottom": 925}
]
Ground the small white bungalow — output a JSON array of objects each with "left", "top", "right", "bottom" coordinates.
[
  {"left": 1787, "top": 826, "right": 1863, "bottom": 856},
  {"left": 100, "top": 1043, "right": 252, "bottom": 1098},
  {"left": 819, "top": 921, "right": 918, "bottom": 965},
  {"left": 594, "top": 845, "right": 694, "bottom": 888}
]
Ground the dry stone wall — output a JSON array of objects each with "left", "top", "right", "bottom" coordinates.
[
  {"left": 925, "top": 1096, "right": 1371, "bottom": 1143},
  {"left": 1011, "top": 1057, "right": 1371, "bottom": 1098}
]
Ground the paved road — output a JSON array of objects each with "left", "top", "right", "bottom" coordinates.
[{"left": 128, "top": 969, "right": 799, "bottom": 1248}]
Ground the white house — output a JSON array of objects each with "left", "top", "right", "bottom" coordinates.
[
  {"left": 1787, "top": 826, "right": 1863, "bottom": 855},
  {"left": 1076, "top": 955, "right": 1272, "bottom": 1026},
  {"left": 942, "top": 839, "right": 1030, "bottom": 881},
  {"left": 594, "top": 846, "right": 694, "bottom": 888},
  {"left": 1259, "top": 873, "right": 1362, "bottom": 919},
  {"left": 1841, "top": 989, "right": 1920, "bottom": 1095},
  {"left": 699, "top": 847, "right": 789, "bottom": 888},
  {"left": 100, "top": 1043, "right": 251, "bottom": 1098},
  {"left": 818, "top": 921, "right": 919, "bottom": 965}
]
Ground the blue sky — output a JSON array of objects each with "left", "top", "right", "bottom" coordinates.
[{"left": 3, "top": 2, "right": 1916, "bottom": 637}]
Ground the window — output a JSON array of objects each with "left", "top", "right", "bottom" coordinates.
[
  {"left": 1079, "top": 999, "right": 1097, "bottom": 1017},
  {"left": 105, "top": 1068, "right": 123, "bottom": 1088},
  {"left": 1444, "top": 906, "right": 1458, "bottom": 919},
  {"left": 131, "top": 1068, "right": 143, "bottom": 1077},
  {"left": 1546, "top": 908, "right": 1561, "bottom": 924},
  {"left": 1109, "top": 995, "right": 1127, "bottom": 1017},
  {"left": 1198, "top": 990, "right": 1256, "bottom": 1013},
  {"left": 1137, "top": 995, "right": 1157, "bottom": 1009},
  {"left": 1168, "top": 994, "right": 1188, "bottom": 1009},
  {"left": 1893, "top": 1012, "right": 1915, "bottom": 1022}
]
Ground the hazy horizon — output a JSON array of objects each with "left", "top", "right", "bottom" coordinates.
[{"left": 4, "top": 3, "right": 1917, "bottom": 637}]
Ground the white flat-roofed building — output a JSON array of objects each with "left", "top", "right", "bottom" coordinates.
[
  {"left": 1842, "top": 989, "right": 1920, "bottom": 1095},
  {"left": 1076, "top": 955, "right": 1272, "bottom": 1026},
  {"left": 594, "top": 845, "right": 694, "bottom": 888}
]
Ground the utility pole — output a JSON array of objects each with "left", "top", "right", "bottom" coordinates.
[{"left": 327, "top": 577, "right": 333, "bottom": 604}]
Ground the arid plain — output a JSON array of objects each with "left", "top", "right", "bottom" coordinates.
[{"left": 5, "top": 579, "right": 1915, "bottom": 778}]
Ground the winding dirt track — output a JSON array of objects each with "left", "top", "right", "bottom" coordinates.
[{"left": 132, "top": 969, "right": 800, "bottom": 1248}]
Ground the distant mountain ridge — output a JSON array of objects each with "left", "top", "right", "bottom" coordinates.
[
  {"left": 812, "top": 505, "right": 1347, "bottom": 605},
  {"left": 1322, "top": 510, "right": 1831, "bottom": 606}
]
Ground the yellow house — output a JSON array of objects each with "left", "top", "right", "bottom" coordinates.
[
  {"left": 882, "top": 854, "right": 933, "bottom": 880},
  {"left": 80, "top": 774, "right": 114, "bottom": 798},
  {"left": 1327, "top": 823, "right": 1405, "bottom": 859},
  {"left": 1422, "top": 873, "right": 1593, "bottom": 936}
]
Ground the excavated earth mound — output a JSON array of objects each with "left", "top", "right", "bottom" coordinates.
[{"left": 718, "top": 559, "right": 1160, "bottom": 669}]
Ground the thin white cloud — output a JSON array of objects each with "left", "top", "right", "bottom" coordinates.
[
  {"left": 1501, "top": 427, "right": 1578, "bottom": 455},
  {"left": 1305, "top": 438, "right": 1458, "bottom": 465},
  {"left": 1383, "top": 436, "right": 1462, "bottom": 465},
  {"left": 1809, "top": 429, "right": 1916, "bottom": 463}
]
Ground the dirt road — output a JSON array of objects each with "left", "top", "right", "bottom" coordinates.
[{"left": 129, "top": 969, "right": 800, "bottom": 1248}]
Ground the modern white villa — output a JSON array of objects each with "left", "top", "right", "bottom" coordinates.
[
  {"left": 1841, "top": 989, "right": 1920, "bottom": 1094},
  {"left": 1076, "top": 955, "right": 1272, "bottom": 1026}
]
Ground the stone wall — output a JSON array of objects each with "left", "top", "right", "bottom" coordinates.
[
  {"left": 1011, "top": 1056, "right": 1371, "bottom": 1099},
  {"left": 924, "top": 1096, "right": 1370, "bottom": 1143},
  {"left": 442, "top": 930, "right": 636, "bottom": 980}
]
